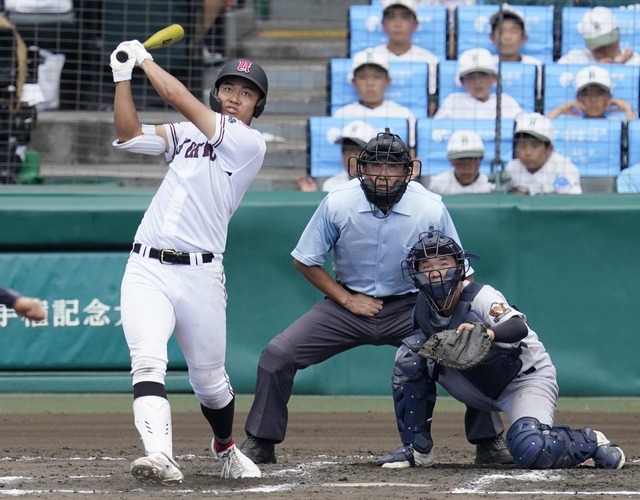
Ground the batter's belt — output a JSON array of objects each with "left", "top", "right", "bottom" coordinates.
[{"left": 132, "top": 243, "right": 215, "bottom": 265}]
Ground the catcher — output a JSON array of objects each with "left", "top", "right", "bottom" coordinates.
[{"left": 378, "top": 229, "right": 625, "bottom": 469}]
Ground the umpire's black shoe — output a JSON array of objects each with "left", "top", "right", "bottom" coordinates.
[
  {"left": 475, "top": 435, "right": 514, "bottom": 465},
  {"left": 239, "top": 434, "right": 277, "bottom": 464}
]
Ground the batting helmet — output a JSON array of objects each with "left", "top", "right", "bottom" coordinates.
[
  {"left": 209, "top": 58, "right": 268, "bottom": 118},
  {"left": 402, "top": 228, "right": 478, "bottom": 311},
  {"left": 355, "top": 128, "right": 418, "bottom": 217}
]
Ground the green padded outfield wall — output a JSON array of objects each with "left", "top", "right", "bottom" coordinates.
[{"left": 0, "top": 187, "right": 639, "bottom": 396}]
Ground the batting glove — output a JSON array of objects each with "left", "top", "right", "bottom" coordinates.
[
  {"left": 128, "top": 40, "right": 154, "bottom": 67},
  {"left": 110, "top": 43, "right": 135, "bottom": 82}
]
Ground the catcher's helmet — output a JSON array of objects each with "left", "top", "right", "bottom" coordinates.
[
  {"left": 354, "top": 128, "right": 419, "bottom": 218},
  {"left": 209, "top": 58, "right": 268, "bottom": 118},
  {"left": 402, "top": 228, "right": 478, "bottom": 311}
]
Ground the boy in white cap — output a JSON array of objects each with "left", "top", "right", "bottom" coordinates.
[
  {"left": 297, "top": 120, "right": 376, "bottom": 192},
  {"left": 428, "top": 130, "right": 493, "bottom": 194},
  {"left": 547, "top": 65, "right": 636, "bottom": 121},
  {"left": 558, "top": 6, "right": 640, "bottom": 65},
  {"left": 504, "top": 112, "right": 582, "bottom": 195},
  {"left": 334, "top": 49, "right": 417, "bottom": 150},
  {"left": 434, "top": 47, "right": 523, "bottom": 119}
]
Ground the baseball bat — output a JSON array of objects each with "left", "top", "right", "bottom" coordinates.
[{"left": 115, "top": 24, "right": 185, "bottom": 63}]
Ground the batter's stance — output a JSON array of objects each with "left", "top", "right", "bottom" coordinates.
[{"left": 110, "top": 41, "right": 268, "bottom": 483}]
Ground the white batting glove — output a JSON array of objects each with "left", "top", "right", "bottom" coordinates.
[
  {"left": 110, "top": 42, "right": 135, "bottom": 82},
  {"left": 129, "top": 39, "right": 154, "bottom": 67}
]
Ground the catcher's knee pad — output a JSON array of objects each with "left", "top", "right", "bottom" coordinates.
[
  {"left": 507, "top": 417, "right": 598, "bottom": 469},
  {"left": 392, "top": 337, "right": 435, "bottom": 452}
]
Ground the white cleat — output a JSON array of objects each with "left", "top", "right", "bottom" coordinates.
[
  {"left": 216, "top": 444, "right": 262, "bottom": 479},
  {"left": 130, "top": 452, "right": 184, "bottom": 485}
]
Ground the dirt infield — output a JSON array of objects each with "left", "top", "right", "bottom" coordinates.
[{"left": 1, "top": 409, "right": 638, "bottom": 499}]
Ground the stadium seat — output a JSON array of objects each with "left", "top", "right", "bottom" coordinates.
[
  {"left": 416, "top": 118, "right": 515, "bottom": 177},
  {"left": 625, "top": 119, "right": 640, "bottom": 167},
  {"left": 437, "top": 60, "right": 537, "bottom": 113},
  {"left": 308, "top": 116, "right": 409, "bottom": 178},
  {"left": 328, "top": 59, "right": 429, "bottom": 118},
  {"left": 456, "top": 5, "right": 555, "bottom": 63},
  {"left": 551, "top": 117, "right": 624, "bottom": 177},
  {"left": 560, "top": 6, "right": 640, "bottom": 59},
  {"left": 348, "top": 5, "right": 447, "bottom": 59},
  {"left": 542, "top": 63, "right": 640, "bottom": 118}
]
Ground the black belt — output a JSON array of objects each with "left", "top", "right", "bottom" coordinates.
[
  {"left": 133, "top": 243, "right": 215, "bottom": 265},
  {"left": 340, "top": 283, "right": 417, "bottom": 303}
]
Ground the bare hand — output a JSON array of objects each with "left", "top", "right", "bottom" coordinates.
[
  {"left": 13, "top": 297, "right": 47, "bottom": 321},
  {"left": 612, "top": 48, "right": 634, "bottom": 64},
  {"left": 343, "top": 293, "right": 383, "bottom": 317},
  {"left": 296, "top": 177, "right": 318, "bottom": 192}
]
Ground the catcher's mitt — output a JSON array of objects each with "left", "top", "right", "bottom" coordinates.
[{"left": 414, "top": 322, "right": 491, "bottom": 371}]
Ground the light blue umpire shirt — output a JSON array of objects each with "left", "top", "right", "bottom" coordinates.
[{"left": 291, "top": 178, "right": 473, "bottom": 298}]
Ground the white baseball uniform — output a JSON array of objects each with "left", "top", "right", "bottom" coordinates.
[
  {"left": 434, "top": 92, "right": 523, "bottom": 120},
  {"left": 120, "top": 113, "right": 266, "bottom": 408},
  {"left": 428, "top": 170, "right": 494, "bottom": 195},
  {"left": 504, "top": 152, "right": 582, "bottom": 195},
  {"left": 558, "top": 49, "right": 640, "bottom": 66}
]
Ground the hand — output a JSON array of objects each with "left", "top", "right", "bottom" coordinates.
[
  {"left": 612, "top": 48, "right": 634, "bottom": 64},
  {"left": 296, "top": 177, "right": 318, "bottom": 192},
  {"left": 343, "top": 293, "right": 383, "bottom": 317},
  {"left": 13, "top": 297, "right": 47, "bottom": 321},
  {"left": 608, "top": 98, "right": 637, "bottom": 120},
  {"left": 110, "top": 42, "right": 135, "bottom": 82},
  {"left": 128, "top": 39, "right": 154, "bottom": 67}
]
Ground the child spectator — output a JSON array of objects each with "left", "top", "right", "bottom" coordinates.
[
  {"left": 434, "top": 48, "right": 523, "bottom": 119},
  {"left": 428, "top": 130, "right": 493, "bottom": 194},
  {"left": 558, "top": 7, "right": 640, "bottom": 65},
  {"left": 547, "top": 65, "right": 636, "bottom": 121},
  {"left": 489, "top": 4, "right": 541, "bottom": 66},
  {"left": 504, "top": 113, "right": 582, "bottom": 195},
  {"left": 352, "top": 0, "right": 439, "bottom": 98},
  {"left": 297, "top": 120, "right": 375, "bottom": 192},
  {"left": 334, "top": 49, "right": 417, "bottom": 149}
]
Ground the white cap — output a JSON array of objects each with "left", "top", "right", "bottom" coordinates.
[
  {"left": 447, "top": 130, "right": 485, "bottom": 160},
  {"left": 489, "top": 3, "right": 527, "bottom": 35},
  {"left": 578, "top": 7, "right": 619, "bottom": 50},
  {"left": 457, "top": 48, "right": 497, "bottom": 82},
  {"left": 514, "top": 112, "right": 554, "bottom": 143},
  {"left": 574, "top": 65, "right": 612, "bottom": 93},
  {"left": 349, "top": 49, "right": 390, "bottom": 81},
  {"left": 381, "top": 0, "right": 417, "bottom": 16},
  {"left": 335, "top": 120, "right": 377, "bottom": 148}
]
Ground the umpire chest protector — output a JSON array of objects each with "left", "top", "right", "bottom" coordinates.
[{"left": 414, "top": 282, "right": 523, "bottom": 399}]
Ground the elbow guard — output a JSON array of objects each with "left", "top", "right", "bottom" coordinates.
[{"left": 112, "top": 124, "right": 166, "bottom": 155}]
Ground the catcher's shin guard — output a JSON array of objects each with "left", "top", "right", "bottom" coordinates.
[
  {"left": 507, "top": 417, "right": 599, "bottom": 469},
  {"left": 392, "top": 336, "right": 436, "bottom": 454},
  {"left": 134, "top": 396, "right": 174, "bottom": 458}
]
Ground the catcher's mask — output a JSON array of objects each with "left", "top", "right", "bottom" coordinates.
[
  {"left": 209, "top": 58, "right": 268, "bottom": 118},
  {"left": 402, "top": 228, "right": 478, "bottom": 312},
  {"left": 354, "top": 128, "right": 420, "bottom": 218}
]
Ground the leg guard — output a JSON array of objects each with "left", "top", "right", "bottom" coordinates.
[
  {"left": 507, "top": 417, "right": 598, "bottom": 469},
  {"left": 392, "top": 334, "right": 436, "bottom": 454},
  {"left": 133, "top": 396, "right": 174, "bottom": 458}
]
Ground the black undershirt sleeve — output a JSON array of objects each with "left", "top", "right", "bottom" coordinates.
[
  {"left": 491, "top": 316, "right": 528, "bottom": 343},
  {"left": 0, "top": 287, "right": 19, "bottom": 308}
]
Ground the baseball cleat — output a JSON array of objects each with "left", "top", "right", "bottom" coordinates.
[
  {"left": 215, "top": 443, "right": 261, "bottom": 479},
  {"left": 593, "top": 430, "right": 626, "bottom": 469},
  {"left": 475, "top": 435, "right": 514, "bottom": 465},
  {"left": 130, "top": 452, "right": 184, "bottom": 485},
  {"left": 239, "top": 434, "right": 277, "bottom": 464},
  {"left": 377, "top": 444, "right": 435, "bottom": 468}
]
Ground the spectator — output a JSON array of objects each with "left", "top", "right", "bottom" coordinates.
[
  {"left": 434, "top": 48, "right": 523, "bottom": 119},
  {"left": 297, "top": 120, "right": 376, "bottom": 192},
  {"left": 547, "top": 65, "right": 636, "bottom": 121},
  {"left": 428, "top": 130, "right": 494, "bottom": 194},
  {"left": 504, "top": 113, "right": 582, "bottom": 195},
  {"left": 352, "top": 0, "right": 439, "bottom": 101},
  {"left": 616, "top": 164, "right": 640, "bottom": 193},
  {"left": 489, "top": 4, "right": 541, "bottom": 66},
  {"left": 202, "top": 0, "right": 226, "bottom": 65},
  {"left": 334, "top": 49, "right": 417, "bottom": 150},
  {"left": 558, "top": 6, "right": 640, "bottom": 65}
]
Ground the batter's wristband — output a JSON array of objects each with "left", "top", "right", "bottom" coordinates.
[{"left": 0, "top": 287, "right": 19, "bottom": 308}]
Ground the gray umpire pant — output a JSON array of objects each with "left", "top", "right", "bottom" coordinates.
[{"left": 244, "top": 294, "right": 504, "bottom": 443}]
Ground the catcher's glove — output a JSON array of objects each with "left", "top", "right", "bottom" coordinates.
[{"left": 411, "top": 322, "right": 491, "bottom": 371}]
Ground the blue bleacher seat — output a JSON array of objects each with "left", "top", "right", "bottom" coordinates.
[
  {"left": 560, "top": 6, "right": 640, "bottom": 58},
  {"left": 328, "top": 59, "right": 429, "bottom": 118},
  {"left": 550, "top": 118, "right": 623, "bottom": 177},
  {"left": 348, "top": 5, "right": 447, "bottom": 60},
  {"left": 308, "top": 117, "right": 410, "bottom": 178},
  {"left": 543, "top": 63, "right": 640, "bottom": 117},
  {"left": 625, "top": 119, "right": 640, "bottom": 167},
  {"left": 616, "top": 163, "right": 640, "bottom": 193},
  {"left": 437, "top": 60, "right": 537, "bottom": 112},
  {"left": 456, "top": 5, "right": 554, "bottom": 63},
  {"left": 416, "top": 118, "right": 515, "bottom": 176}
]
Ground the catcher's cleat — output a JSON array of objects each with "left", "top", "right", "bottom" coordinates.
[
  {"left": 593, "top": 431, "right": 625, "bottom": 469},
  {"left": 377, "top": 444, "right": 435, "bottom": 469},
  {"left": 215, "top": 443, "right": 261, "bottom": 479},
  {"left": 475, "top": 435, "right": 514, "bottom": 465},
  {"left": 130, "top": 452, "right": 184, "bottom": 485},
  {"left": 239, "top": 434, "right": 277, "bottom": 464}
]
